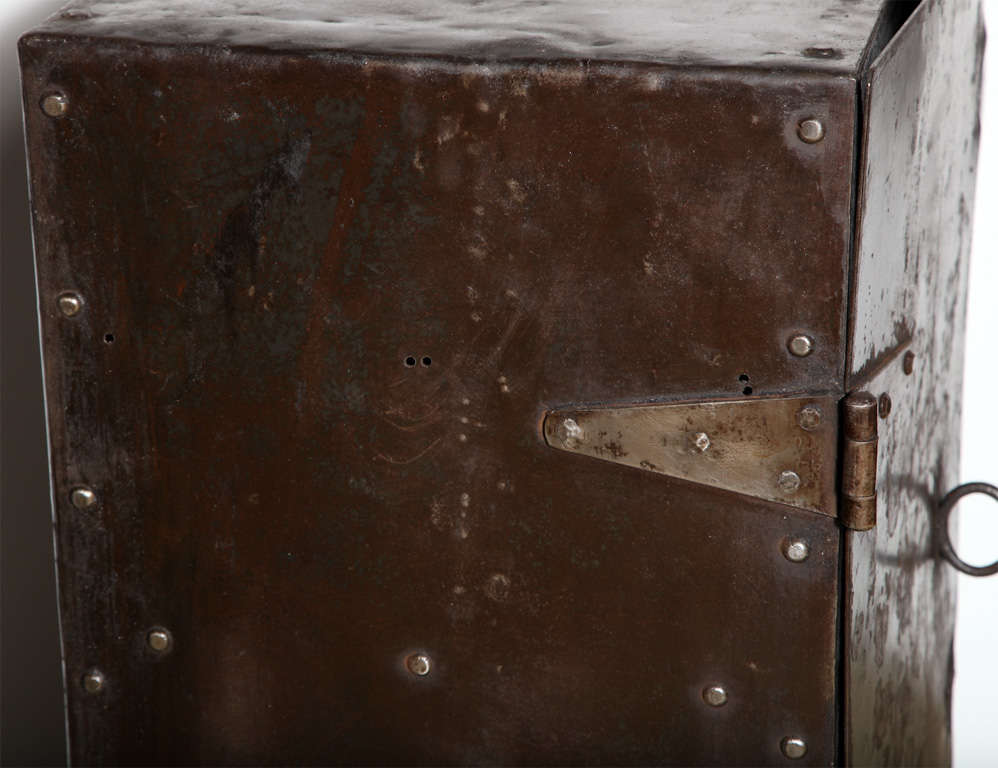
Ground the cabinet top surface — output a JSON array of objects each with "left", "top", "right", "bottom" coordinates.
[{"left": 30, "top": 0, "right": 891, "bottom": 73}]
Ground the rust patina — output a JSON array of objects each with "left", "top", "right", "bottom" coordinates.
[{"left": 17, "top": 0, "right": 983, "bottom": 764}]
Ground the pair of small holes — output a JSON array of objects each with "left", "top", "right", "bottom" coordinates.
[
  {"left": 405, "top": 356, "right": 432, "bottom": 368},
  {"left": 739, "top": 374, "right": 753, "bottom": 396}
]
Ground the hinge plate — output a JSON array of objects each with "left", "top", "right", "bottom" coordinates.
[{"left": 543, "top": 395, "right": 839, "bottom": 517}]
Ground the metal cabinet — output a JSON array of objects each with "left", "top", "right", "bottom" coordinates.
[{"left": 18, "top": 0, "right": 986, "bottom": 764}]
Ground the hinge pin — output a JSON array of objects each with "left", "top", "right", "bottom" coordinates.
[{"left": 841, "top": 391, "right": 879, "bottom": 530}]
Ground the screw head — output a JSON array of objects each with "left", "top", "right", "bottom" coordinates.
[
  {"left": 41, "top": 92, "right": 69, "bottom": 118},
  {"left": 781, "top": 736, "right": 808, "bottom": 759},
  {"left": 797, "top": 118, "right": 825, "bottom": 143},
  {"left": 702, "top": 684, "right": 728, "bottom": 707},
  {"left": 778, "top": 470, "right": 802, "bottom": 494},
  {"left": 406, "top": 653, "right": 431, "bottom": 677},
  {"left": 878, "top": 393, "right": 892, "bottom": 419},
  {"left": 903, "top": 351, "right": 916, "bottom": 375},
  {"left": 147, "top": 629, "right": 172, "bottom": 653},
  {"left": 70, "top": 487, "right": 97, "bottom": 510},
  {"left": 556, "top": 417, "right": 584, "bottom": 449},
  {"left": 693, "top": 432, "right": 711, "bottom": 453},
  {"left": 796, "top": 405, "right": 823, "bottom": 431},
  {"left": 485, "top": 573, "right": 511, "bottom": 602},
  {"left": 57, "top": 292, "right": 83, "bottom": 317},
  {"left": 82, "top": 669, "right": 105, "bottom": 694},
  {"left": 784, "top": 539, "right": 810, "bottom": 563},
  {"left": 787, "top": 334, "right": 815, "bottom": 357}
]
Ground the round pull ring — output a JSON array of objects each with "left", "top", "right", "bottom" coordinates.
[{"left": 938, "top": 482, "right": 998, "bottom": 577}]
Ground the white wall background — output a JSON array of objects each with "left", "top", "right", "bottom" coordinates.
[
  {"left": 954, "top": 1, "right": 998, "bottom": 765},
  {"left": 1, "top": 0, "right": 996, "bottom": 764}
]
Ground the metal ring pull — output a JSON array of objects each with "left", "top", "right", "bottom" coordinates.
[{"left": 937, "top": 482, "right": 998, "bottom": 577}]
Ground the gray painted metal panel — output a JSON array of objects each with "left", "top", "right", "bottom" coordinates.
[{"left": 844, "top": 0, "right": 985, "bottom": 763}]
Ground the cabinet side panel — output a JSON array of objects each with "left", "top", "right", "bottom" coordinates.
[
  {"left": 844, "top": 0, "right": 984, "bottom": 765},
  {"left": 848, "top": 0, "right": 983, "bottom": 382}
]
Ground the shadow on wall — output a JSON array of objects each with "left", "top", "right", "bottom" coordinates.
[{"left": 1, "top": 1, "right": 75, "bottom": 765}]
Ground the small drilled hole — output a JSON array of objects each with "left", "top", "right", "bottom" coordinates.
[
  {"left": 738, "top": 374, "right": 750, "bottom": 383},
  {"left": 404, "top": 356, "right": 416, "bottom": 367},
  {"left": 743, "top": 386, "right": 753, "bottom": 395},
  {"left": 421, "top": 356, "right": 432, "bottom": 367},
  {"left": 103, "top": 333, "right": 115, "bottom": 344}
]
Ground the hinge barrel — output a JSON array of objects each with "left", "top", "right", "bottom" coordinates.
[{"left": 841, "top": 391, "right": 879, "bottom": 530}]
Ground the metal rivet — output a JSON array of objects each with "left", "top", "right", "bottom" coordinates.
[
  {"left": 787, "top": 334, "right": 814, "bottom": 357},
  {"left": 702, "top": 684, "right": 728, "bottom": 707},
  {"left": 784, "top": 539, "right": 810, "bottom": 563},
  {"left": 147, "top": 629, "right": 172, "bottom": 653},
  {"left": 778, "top": 470, "right": 802, "bottom": 493},
  {"left": 781, "top": 736, "right": 808, "bottom": 759},
  {"left": 903, "top": 351, "right": 916, "bottom": 376},
  {"left": 797, "top": 118, "right": 825, "bottom": 143},
  {"left": 878, "top": 393, "right": 892, "bottom": 419},
  {"left": 485, "top": 573, "right": 511, "bottom": 602},
  {"left": 58, "top": 292, "right": 83, "bottom": 317},
  {"left": 796, "top": 405, "right": 822, "bottom": 431},
  {"left": 41, "top": 92, "right": 69, "bottom": 118},
  {"left": 406, "top": 653, "right": 431, "bottom": 677},
  {"left": 82, "top": 669, "right": 104, "bottom": 694},
  {"left": 70, "top": 487, "right": 97, "bottom": 510},
  {"left": 693, "top": 432, "right": 710, "bottom": 453},
  {"left": 556, "top": 417, "right": 584, "bottom": 449}
]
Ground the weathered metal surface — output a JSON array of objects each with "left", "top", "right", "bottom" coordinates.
[
  {"left": 41, "top": 0, "right": 890, "bottom": 73},
  {"left": 19, "top": 5, "right": 859, "bottom": 762},
  {"left": 843, "top": 0, "right": 985, "bottom": 764},
  {"left": 841, "top": 391, "right": 878, "bottom": 531},
  {"left": 847, "top": 0, "right": 984, "bottom": 386},
  {"left": 544, "top": 396, "right": 839, "bottom": 516},
  {"left": 19, "top": 0, "right": 985, "bottom": 764}
]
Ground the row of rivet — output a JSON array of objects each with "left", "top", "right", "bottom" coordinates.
[
  {"left": 81, "top": 629, "right": 172, "bottom": 694},
  {"left": 700, "top": 686, "right": 808, "bottom": 758},
  {"left": 85, "top": 654, "right": 807, "bottom": 757},
  {"left": 40, "top": 89, "right": 826, "bottom": 145},
  {"left": 53, "top": 193, "right": 175, "bottom": 696},
  {"left": 642, "top": 401, "right": 822, "bottom": 501},
  {"left": 404, "top": 657, "right": 810, "bottom": 758}
]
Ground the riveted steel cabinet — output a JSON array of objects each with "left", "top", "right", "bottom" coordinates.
[{"left": 18, "top": 0, "right": 983, "bottom": 764}]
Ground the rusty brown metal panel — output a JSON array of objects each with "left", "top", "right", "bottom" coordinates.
[
  {"left": 20, "top": 15, "right": 856, "bottom": 768},
  {"left": 843, "top": 0, "right": 985, "bottom": 764}
]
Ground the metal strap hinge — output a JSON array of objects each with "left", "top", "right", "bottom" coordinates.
[
  {"left": 544, "top": 393, "right": 882, "bottom": 526},
  {"left": 543, "top": 395, "right": 839, "bottom": 517}
]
